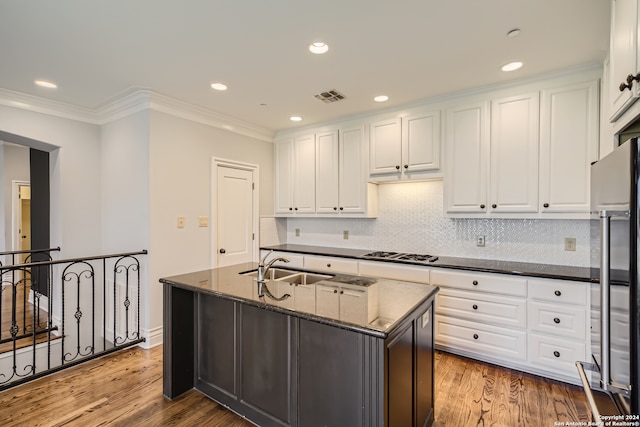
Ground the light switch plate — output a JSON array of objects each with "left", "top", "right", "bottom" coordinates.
[
  {"left": 198, "top": 216, "right": 208, "bottom": 227},
  {"left": 177, "top": 216, "right": 185, "bottom": 228}
]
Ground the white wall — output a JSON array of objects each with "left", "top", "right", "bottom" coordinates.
[
  {"left": 147, "top": 110, "right": 274, "bottom": 342},
  {"left": 0, "top": 105, "right": 102, "bottom": 258},
  {"left": 286, "top": 180, "right": 592, "bottom": 267}
]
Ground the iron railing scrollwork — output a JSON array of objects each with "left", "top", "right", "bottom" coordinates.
[{"left": 0, "top": 249, "right": 147, "bottom": 391}]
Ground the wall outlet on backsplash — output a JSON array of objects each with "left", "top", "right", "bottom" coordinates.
[
  {"left": 476, "top": 235, "right": 485, "bottom": 247},
  {"left": 295, "top": 228, "right": 300, "bottom": 237},
  {"left": 564, "top": 237, "right": 576, "bottom": 251},
  {"left": 343, "top": 230, "right": 349, "bottom": 240}
]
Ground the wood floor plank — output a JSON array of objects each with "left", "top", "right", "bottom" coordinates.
[{"left": 0, "top": 344, "right": 592, "bottom": 426}]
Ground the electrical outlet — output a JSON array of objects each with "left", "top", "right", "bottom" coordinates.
[
  {"left": 198, "top": 216, "right": 208, "bottom": 227},
  {"left": 343, "top": 230, "right": 349, "bottom": 240},
  {"left": 476, "top": 235, "right": 485, "bottom": 247},
  {"left": 295, "top": 228, "right": 300, "bottom": 237},
  {"left": 565, "top": 237, "right": 576, "bottom": 251},
  {"left": 177, "top": 216, "right": 185, "bottom": 228}
]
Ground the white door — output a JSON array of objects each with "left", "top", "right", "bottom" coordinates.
[{"left": 214, "top": 162, "right": 257, "bottom": 267}]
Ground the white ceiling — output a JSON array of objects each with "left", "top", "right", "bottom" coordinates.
[{"left": 0, "top": 0, "right": 611, "bottom": 133}]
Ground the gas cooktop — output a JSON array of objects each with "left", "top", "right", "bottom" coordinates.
[{"left": 362, "top": 251, "right": 439, "bottom": 263}]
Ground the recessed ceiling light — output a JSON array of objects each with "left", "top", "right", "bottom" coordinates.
[
  {"left": 507, "top": 28, "right": 521, "bottom": 38},
  {"left": 290, "top": 116, "right": 302, "bottom": 122},
  {"left": 210, "top": 82, "right": 228, "bottom": 91},
  {"left": 374, "top": 95, "right": 389, "bottom": 102},
  {"left": 501, "top": 61, "right": 523, "bottom": 72},
  {"left": 309, "top": 42, "right": 329, "bottom": 54},
  {"left": 34, "top": 80, "right": 57, "bottom": 89}
]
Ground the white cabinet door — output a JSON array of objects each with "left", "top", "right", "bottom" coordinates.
[
  {"left": 293, "top": 134, "right": 316, "bottom": 213},
  {"left": 339, "top": 287, "right": 368, "bottom": 324},
  {"left": 539, "top": 81, "right": 598, "bottom": 214},
  {"left": 402, "top": 110, "right": 440, "bottom": 173},
  {"left": 444, "top": 102, "right": 490, "bottom": 213},
  {"left": 274, "top": 138, "right": 294, "bottom": 214},
  {"left": 489, "top": 93, "right": 539, "bottom": 213},
  {"left": 315, "top": 130, "right": 340, "bottom": 214},
  {"left": 609, "top": 0, "right": 640, "bottom": 121},
  {"left": 339, "top": 125, "right": 367, "bottom": 214},
  {"left": 369, "top": 118, "right": 402, "bottom": 175},
  {"left": 316, "top": 283, "right": 340, "bottom": 318}
]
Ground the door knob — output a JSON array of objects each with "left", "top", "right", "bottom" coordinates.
[{"left": 219, "top": 248, "right": 226, "bottom": 254}]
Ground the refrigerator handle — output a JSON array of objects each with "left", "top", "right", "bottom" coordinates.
[{"left": 599, "top": 211, "right": 612, "bottom": 390}]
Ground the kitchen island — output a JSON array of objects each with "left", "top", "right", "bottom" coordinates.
[{"left": 160, "top": 262, "right": 438, "bottom": 427}]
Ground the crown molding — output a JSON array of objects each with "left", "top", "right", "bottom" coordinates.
[
  {"left": 0, "top": 88, "right": 100, "bottom": 123},
  {"left": 0, "top": 87, "right": 275, "bottom": 142}
]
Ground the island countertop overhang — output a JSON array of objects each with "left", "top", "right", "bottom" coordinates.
[{"left": 160, "top": 262, "right": 439, "bottom": 339}]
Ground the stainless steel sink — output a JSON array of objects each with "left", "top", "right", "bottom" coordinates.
[
  {"left": 277, "top": 272, "right": 333, "bottom": 285},
  {"left": 241, "top": 268, "right": 332, "bottom": 285},
  {"left": 241, "top": 268, "right": 299, "bottom": 280}
]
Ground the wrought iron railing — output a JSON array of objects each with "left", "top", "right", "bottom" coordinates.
[{"left": 0, "top": 249, "right": 147, "bottom": 391}]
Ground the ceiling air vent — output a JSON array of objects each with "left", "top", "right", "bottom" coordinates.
[{"left": 314, "top": 89, "right": 346, "bottom": 104}]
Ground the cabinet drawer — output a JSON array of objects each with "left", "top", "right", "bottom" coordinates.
[
  {"left": 358, "top": 260, "right": 430, "bottom": 284},
  {"left": 435, "top": 289, "right": 526, "bottom": 328},
  {"left": 529, "top": 333, "right": 586, "bottom": 379},
  {"left": 528, "top": 278, "right": 587, "bottom": 305},
  {"left": 304, "top": 255, "right": 359, "bottom": 275},
  {"left": 431, "top": 269, "right": 526, "bottom": 297},
  {"left": 435, "top": 315, "right": 526, "bottom": 361},
  {"left": 528, "top": 301, "right": 587, "bottom": 340}
]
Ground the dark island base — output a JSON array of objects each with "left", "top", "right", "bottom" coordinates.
[{"left": 163, "top": 285, "right": 435, "bottom": 427}]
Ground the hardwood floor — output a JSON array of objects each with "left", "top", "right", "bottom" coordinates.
[
  {"left": 0, "top": 345, "right": 592, "bottom": 426},
  {"left": 433, "top": 351, "right": 592, "bottom": 426}
]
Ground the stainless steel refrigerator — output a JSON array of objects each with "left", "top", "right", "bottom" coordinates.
[{"left": 577, "top": 137, "right": 639, "bottom": 418}]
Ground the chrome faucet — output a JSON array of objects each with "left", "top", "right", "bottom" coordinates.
[
  {"left": 256, "top": 251, "right": 291, "bottom": 301},
  {"left": 256, "top": 250, "right": 290, "bottom": 285}
]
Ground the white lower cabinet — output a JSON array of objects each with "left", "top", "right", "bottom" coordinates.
[
  {"left": 303, "top": 255, "right": 359, "bottom": 275},
  {"left": 315, "top": 282, "right": 378, "bottom": 324},
  {"left": 527, "top": 278, "right": 590, "bottom": 383},
  {"left": 432, "top": 269, "right": 528, "bottom": 366},
  {"left": 435, "top": 315, "right": 527, "bottom": 361},
  {"left": 433, "top": 269, "right": 590, "bottom": 385}
]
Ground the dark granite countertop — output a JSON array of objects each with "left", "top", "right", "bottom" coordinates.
[
  {"left": 160, "top": 262, "right": 439, "bottom": 339},
  {"left": 261, "top": 244, "right": 603, "bottom": 283}
]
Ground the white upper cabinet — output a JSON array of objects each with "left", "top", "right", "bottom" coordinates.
[
  {"left": 369, "top": 109, "right": 441, "bottom": 181},
  {"left": 445, "top": 79, "right": 598, "bottom": 219},
  {"left": 402, "top": 110, "right": 441, "bottom": 173},
  {"left": 274, "top": 138, "right": 294, "bottom": 214},
  {"left": 276, "top": 124, "right": 377, "bottom": 218},
  {"left": 338, "top": 124, "right": 373, "bottom": 215},
  {"left": 293, "top": 134, "right": 316, "bottom": 213},
  {"left": 316, "top": 124, "right": 376, "bottom": 216},
  {"left": 609, "top": 0, "right": 640, "bottom": 121},
  {"left": 315, "top": 129, "right": 340, "bottom": 214},
  {"left": 274, "top": 134, "right": 316, "bottom": 215},
  {"left": 444, "top": 102, "right": 490, "bottom": 214},
  {"left": 489, "top": 93, "right": 539, "bottom": 213},
  {"left": 369, "top": 118, "right": 402, "bottom": 175},
  {"left": 539, "top": 81, "right": 599, "bottom": 214}
]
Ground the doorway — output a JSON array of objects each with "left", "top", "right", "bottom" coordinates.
[
  {"left": 211, "top": 158, "right": 259, "bottom": 268},
  {"left": 12, "top": 181, "right": 31, "bottom": 263}
]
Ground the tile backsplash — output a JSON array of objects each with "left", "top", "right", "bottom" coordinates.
[{"left": 264, "top": 180, "right": 592, "bottom": 267}]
